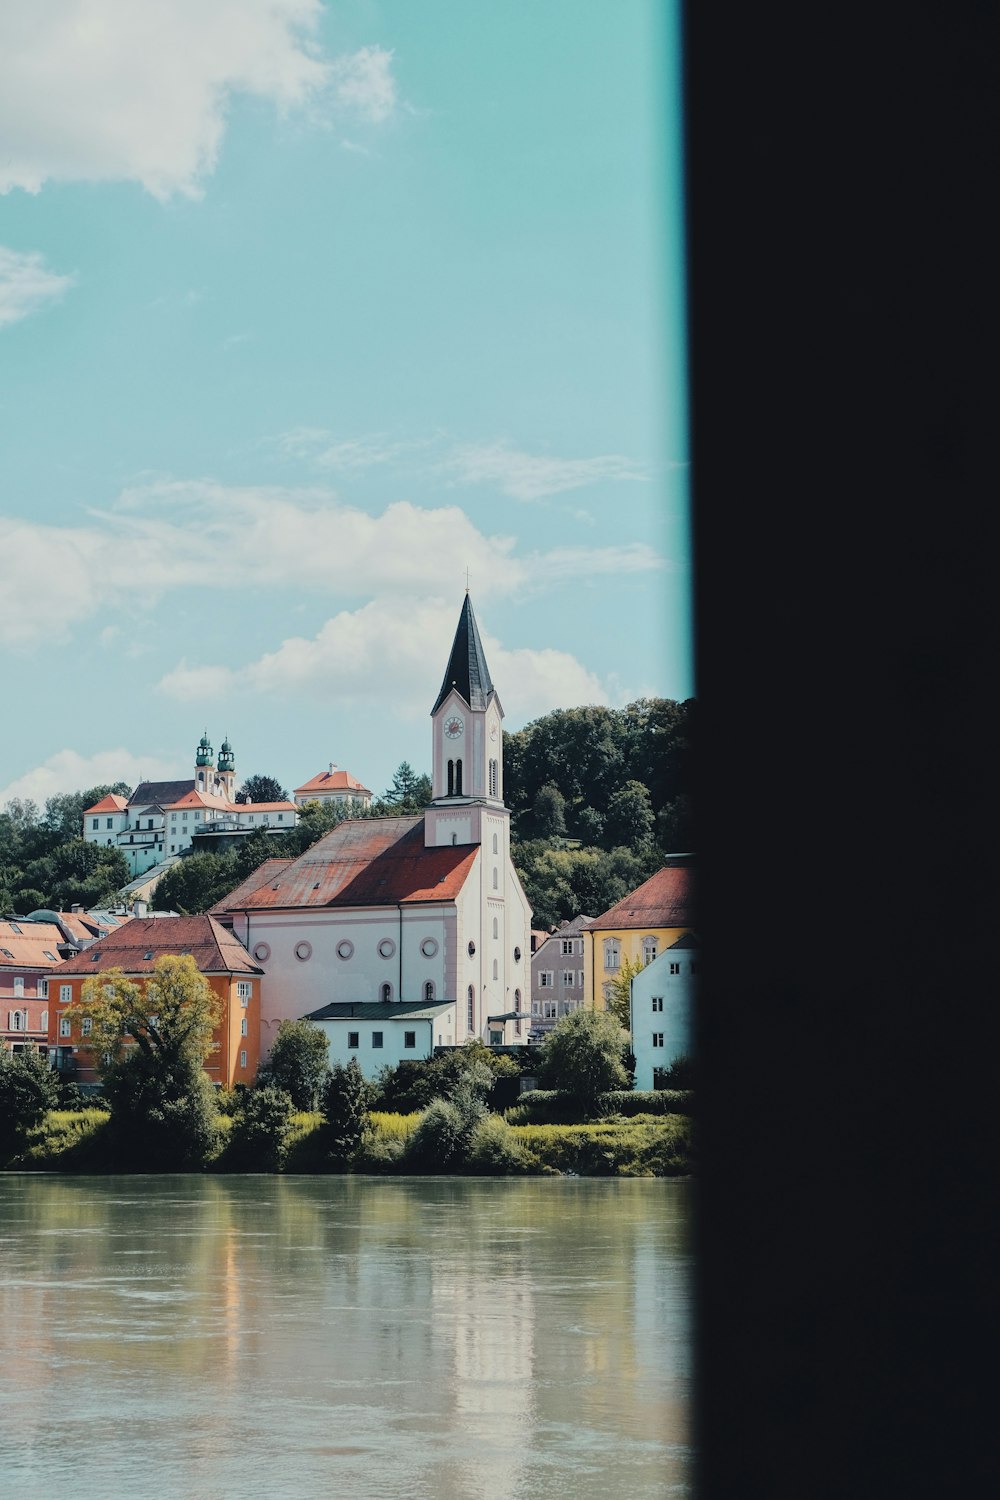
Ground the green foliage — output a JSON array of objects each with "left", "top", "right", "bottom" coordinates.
[
  {"left": 405, "top": 1060, "right": 493, "bottom": 1170},
  {"left": 596, "top": 1089, "right": 694, "bottom": 1117},
  {"left": 533, "top": 782, "right": 567, "bottom": 837},
  {"left": 71, "top": 955, "right": 222, "bottom": 1073},
  {"left": 256, "top": 1018, "right": 330, "bottom": 1110},
  {"left": 381, "top": 762, "right": 433, "bottom": 811},
  {"left": 17, "top": 1108, "right": 111, "bottom": 1170},
  {"left": 236, "top": 773, "right": 289, "bottom": 804},
  {"left": 0, "top": 1046, "right": 60, "bottom": 1151},
  {"left": 466, "top": 1114, "right": 531, "bottom": 1174},
  {"left": 604, "top": 953, "right": 646, "bottom": 1030},
  {"left": 0, "top": 785, "right": 132, "bottom": 911},
  {"left": 510, "top": 839, "right": 660, "bottom": 929},
  {"left": 655, "top": 1054, "right": 696, "bottom": 1090},
  {"left": 321, "top": 1058, "right": 368, "bottom": 1167},
  {"left": 371, "top": 1040, "right": 513, "bottom": 1114},
  {"left": 604, "top": 780, "right": 655, "bottom": 849},
  {"left": 537, "top": 1009, "right": 631, "bottom": 1108},
  {"left": 502, "top": 1089, "right": 587, "bottom": 1125},
  {"left": 224, "top": 1085, "right": 294, "bottom": 1171},
  {"left": 153, "top": 851, "right": 241, "bottom": 915},
  {"left": 102, "top": 1049, "right": 221, "bottom": 1170},
  {"left": 507, "top": 1117, "right": 693, "bottom": 1176}
]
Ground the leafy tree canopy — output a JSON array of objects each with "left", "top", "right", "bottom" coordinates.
[
  {"left": 0, "top": 1046, "right": 60, "bottom": 1151},
  {"left": 380, "top": 762, "right": 433, "bottom": 813},
  {"left": 236, "top": 773, "right": 289, "bottom": 805},
  {"left": 537, "top": 1009, "right": 631, "bottom": 1108},
  {"left": 256, "top": 1018, "right": 330, "bottom": 1111},
  {"left": 69, "top": 955, "right": 222, "bottom": 1075}
]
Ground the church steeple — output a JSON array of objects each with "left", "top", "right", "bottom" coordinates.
[
  {"left": 432, "top": 593, "right": 495, "bottom": 713},
  {"left": 426, "top": 596, "right": 506, "bottom": 847}
]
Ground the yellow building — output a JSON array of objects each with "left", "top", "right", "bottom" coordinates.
[{"left": 581, "top": 861, "right": 695, "bottom": 1012}]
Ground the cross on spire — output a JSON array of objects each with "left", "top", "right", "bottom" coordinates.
[{"left": 465, "top": 566, "right": 470, "bottom": 594}]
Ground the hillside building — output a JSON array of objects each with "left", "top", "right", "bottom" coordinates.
[
  {"left": 581, "top": 860, "right": 695, "bottom": 1012},
  {"left": 293, "top": 765, "right": 372, "bottom": 809},
  {"left": 1, "top": 918, "right": 64, "bottom": 1056},
  {"left": 81, "top": 734, "right": 299, "bottom": 881}
]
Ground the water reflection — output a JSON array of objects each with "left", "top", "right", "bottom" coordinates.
[{"left": 0, "top": 1176, "right": 692, "bottom": 1499}]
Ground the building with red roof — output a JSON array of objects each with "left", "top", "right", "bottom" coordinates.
[
  {"left": 580, "top": 858, "right": 696, "bottom": 1012},
  {"left": 293, "top": 765, "right": 372, "bottom": 809},
  {"left": 213, "top": 595, "right": 533, "bottom": 1074},
  {"left": 46, "top": 915, "right": 263, "bottom": 1089},
  {"left": 1, "top": 918, "right": 64, "bottom": 1057},
  {"left": 81, "top": 733, "right": 299, "bottom": 884}
]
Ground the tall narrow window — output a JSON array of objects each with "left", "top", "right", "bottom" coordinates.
[
  {"left": 492, "top": 917, "right": 498, "bottom": 939},
  {"left": 455, "top": 760, "right": 463, "bottom": 795},
  {"left": 492, "top": 868, "right": 498, "bottom": 890},
  {"left": 467, "top": 985, "right": 475, "bottom": 1032},
  {"left": 381, "top": 983, "right": 392, "bottom": 1003},
  {"left": 514, "top": 988, "right": 522, "bottom": 1037},
  {"left": 492, "top": 959, "right": 498, "bottom": 980},
  {"left": 489, "top": 759, "right": 498, "bottom": 797},
  {"left": 447, "top": 759, "right": 454, "bottom": 796},
  {"left": 493, "top": 833, "right": 498, "bottom": 853},
  {"left": 424, "top": 981, "right": 435, "bottom": 1001}
]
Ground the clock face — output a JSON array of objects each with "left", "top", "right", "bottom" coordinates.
[{"left": 444, "top": 715, "right": 464, "bottom": 740}]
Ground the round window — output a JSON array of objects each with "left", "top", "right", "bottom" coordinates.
[
  {"left": 336, "top": 940, "right": 354, "bottom": 960},
  {"left": 378, "top": 938, "right": 396, "bottom": 959},
  {"left": 294, "top": 941, "right": 312, "bottom": 962},
  {"left": 420, "top": 938, "right": 438, "bottom": 958},
  {"left": 513, "top": 946, "right": 521, "bottom": 962},
  {"left": 467, "top": 940, "right": 476, "bottom": 957},
  {"left": 252, "top": 942, "right": 271, "bottom": 963}
]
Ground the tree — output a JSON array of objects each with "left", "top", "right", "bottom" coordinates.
[
  {"left": 603, "top": 954, "right": 646, "bottom": 1030},
  {"left": 537, "top": 1009, "right": 630, "bottom": 1111},
  {"left": 68, "top": 956, "right": 223, "bottom": 1169},
  {"left": 256, "top": 1018, "right": 329, "bottom": 1110},
  {"left": 533, "top": 783, "right": 567, "bottom": 837},
  {"left": 321, "top": 1058, "right": 368, "bottom": 1167},
  {"left": 226, "top": 1085, "right": 294, "bottom": 1171},
  {"left": 236, "top": 774, "right": 289, "bottom": 805},
  {"left": 383, "top": 762, "right": 433, "bottom": 811},
  {"left": 0, "top": 1046, "right": 59, "bottom": 1155},
  {"left": 153, "top": 852, "right": 239, "bottom": 915},
  {"left": 604, "top": 780, "right": 656, "bottom": 849}
]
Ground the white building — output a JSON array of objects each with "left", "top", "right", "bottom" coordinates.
[
  {"left": 213, "top": 595, "right": 533, "bottom": 1074},
  {"left": 82, "top": 734, "right": 299, "bottom": 880},
  {"left": 293, "top": 764, "right": 372, "bottom": 809},
  {"left": 629, "top": 935, "right": 697, "bottom": 1091}
]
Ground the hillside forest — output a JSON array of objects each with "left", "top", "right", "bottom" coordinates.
[{"left": 0, "top": 699, "right": 693, "bottom": 930}]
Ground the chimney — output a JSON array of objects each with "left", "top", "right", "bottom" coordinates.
[
  {"left": 329, "top": 763, "right": 337, "bottom": 775},
  {"left": 71, "top": 904, "right": 82, "bottom": 913}
]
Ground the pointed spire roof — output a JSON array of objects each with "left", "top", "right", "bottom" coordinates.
[{"left": 432, "top": 594, "right": 496, "bottom": 713}]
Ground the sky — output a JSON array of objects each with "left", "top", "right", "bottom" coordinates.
[{"left": 0, "top": 0, "right": 690, "bottom": 810}]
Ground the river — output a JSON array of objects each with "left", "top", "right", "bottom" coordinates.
[{"left": 0, "top": 1175, "right": 692, "bottom": 1499}]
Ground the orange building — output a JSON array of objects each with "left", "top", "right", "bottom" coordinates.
[
  {"left": 46, "top": 915, "right": 263, "bottom": 1089},
  {"left": 1, "top": 919, "right": 65, "bottom": 1057}
]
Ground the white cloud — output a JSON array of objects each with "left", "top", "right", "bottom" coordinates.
[
  {"left": 1, "top": 482, "right": 667, "bottom": 649},
  {"left": 443, "top": 441, "right": 648, "bottom": 501},
  {"left": 0, "top": 748, "right": 179, "bottom": 810},
  {"left": 0, "top": 5, "right": 399, "bottom": 200},
  {"left": 159, "top": 598, "right": 610, "bottom": 721},
  {"left": 329, "top": 45, "right": 397, "bottom": 124},
  {"left": 0, "top": 245, "right": 75, "bottom": 328}
]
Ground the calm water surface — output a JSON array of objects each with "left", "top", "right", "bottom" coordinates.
[{"left": 0, "top": 1175, "right": 692, "bottom": 1499}]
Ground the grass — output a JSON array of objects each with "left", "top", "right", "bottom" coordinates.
[{"left": 4, "top": 1107, "right": 692, "bottom": 1177}]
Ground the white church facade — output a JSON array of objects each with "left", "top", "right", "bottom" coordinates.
[{"left": 212, "top": 595, "right": 533, "bottom": 1074}]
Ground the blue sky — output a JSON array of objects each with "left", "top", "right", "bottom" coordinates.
[{"left": 0, "top": 0, "right": 689, "bottom": 809}]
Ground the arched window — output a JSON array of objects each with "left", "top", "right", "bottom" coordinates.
[
  {"left": 447, "top": 759, "right": 454, "bottom": 796},
  {"left": 642, "top": 936, "right": 658, "bottom": 966},
  {"left": 604, "top": 938, "right": 621, "bottom": 971},
  {"left": 492, "top": 833, "right": 498, "bottom": 854},
  {"left": 452, "top": 833, "right": 457, "bottom": 845},
  {"left": 455, "top": 759, "right": 463, "bottom": 795},
  {"left": 492, "top": 959, "right": 498, "bottom": 980},
  {"left": 492, "top": 917, "right": 498, "bottom": 939},
  {"left": 492, "top": 868, "right": 498, "bottom": 890},
  {"left": 514, "top": 988, "right": 522, "bottom": 1037},
  {"left": 381, "top": 982, "right": 392, "bottom": 1003},
  {"left": 489, "top": 759, "right": 498, "bottom": 797},
  {"left": 424, "top": 981, "right": 435, "bottom": 1001},
  {"left": 467, "top": 985, "right": 475, "bottom": 1032}
]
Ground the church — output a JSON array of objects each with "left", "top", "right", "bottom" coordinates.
[{"left": 212, "top": 595, "right": 533, "bottom": 1075}]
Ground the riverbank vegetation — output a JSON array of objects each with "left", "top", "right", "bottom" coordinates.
[{"left": 2, "top": 1014, "right": 693, "bottom": 1178}]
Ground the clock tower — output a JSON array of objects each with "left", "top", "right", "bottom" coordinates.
[{"left": 425, "top": 593, "right": 506, "bottom": 849}]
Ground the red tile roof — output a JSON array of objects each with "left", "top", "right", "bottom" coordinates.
[
  {"left": 51, "top": 916, "right": 261, "bottom": 976},
  {"left": 211, "top": 817, "right": 478, "bottom": 912},
  {"left": 165, "top": 790, "right": 233, "bottom": 810},
  {"left": 82, "top": 793, "right": 129, "bottom": 815},
  {"left": 294, "top": 768, "right": 371, "bottom": 796},
  {"left": 233, "top": 801, "right": 298, "bottom": 813},
  {"left": 585, "top": 866, "right": 695, "bottom": 931},
  {"left": 0, "top": 922, "right": 66, "bottom": 969}
]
